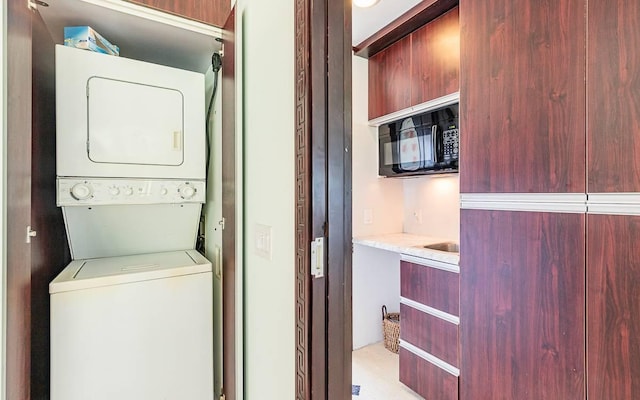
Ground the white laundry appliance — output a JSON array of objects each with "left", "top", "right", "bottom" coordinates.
[
  {"left": 50, "top": 250, "right": 213, "bottom": 400},
  {"left": 56, "top": 44, "right": 205, "bottom": 180},
  {"left": 55, "top": 44, "right": 207, "bottom": 259},
  {"left": 51, "top": 45, "right": 213, "bottom": 400}
]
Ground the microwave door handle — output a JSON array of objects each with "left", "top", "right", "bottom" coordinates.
[{"left": 432, "top": 125, "right": 438, "bottom": 163}]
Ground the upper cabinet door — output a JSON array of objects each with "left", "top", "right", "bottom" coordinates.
[
  {"left": 588, "top": 1, "right": 640, "bottom": 193},
  {"left": 368, "top": 35, "right": 412, "bottom": 120},
  {"left": 125, "top": 0, "right": 232, "bottom": 27},
  {"left": 460, "top": 0, "right": 586, "bottom": 193},
  {"left": 411, "top": 7, "right": 460, "bottom": 106}
]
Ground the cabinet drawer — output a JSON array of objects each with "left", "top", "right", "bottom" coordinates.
[
  {"left": 399, "top": 346, "right": 458, "bottom": 400},
  {"left": 400, "top": 303, "right": 459, "bottom": 367},
  {"left": 400, "top": 259, "right": 459, "bottom": 316}
]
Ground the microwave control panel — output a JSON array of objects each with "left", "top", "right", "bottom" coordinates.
[{"left": 442, "top": 127, "right": 459, "bottom": 162}]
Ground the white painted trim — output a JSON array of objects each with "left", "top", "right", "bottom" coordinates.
[
  {"left": 78, "top": 0, "right": 222, "bottom": 37},
  {"left": 460, "top": 193, "right": 587, "bottom": 213},
  {"left": 400, "top": 254, "right": 459, "bottom": 273},
  {"left": 399, "top": 340, "right": 460, "bottom": 377},
  {"left": 461, "top": 193, "right": 587, "bottom": 203},
  {"left": 368, "top": 92, "right": 460, "bottom": 127},
  {"left": 400, "top": 297, "right": 459, "bottom": 325},
  {"left": 587, "top": 203, "right": 640, "bottom": 216},
  {"left": 585, "top": 193, "right": 640, "bottom": 215},
  {"left": 0, "top": 0, "right": 6, "bottom": 396},
  {"left": 588, "top": 193, "right": 640, "bottom": 204}
]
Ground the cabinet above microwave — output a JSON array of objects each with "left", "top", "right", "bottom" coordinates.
[{"left": 379, "top": 102, "right": 459, "bottom": 178}]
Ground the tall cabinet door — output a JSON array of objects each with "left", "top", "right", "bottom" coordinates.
[
  {"left": 588, "top": 0, "right": 640, "bottom": 193},
  {"left": 460, "top": 0, "right": 586, "bottom": 193},
  {"left": 587, "top": 215, "right": 640, "bottom": 398},
  {"left": 460, "top": 209, "right": 585, "bottom": 400},
  {"left": 587, "top": 2, "right": 640, "bottom": 399}
]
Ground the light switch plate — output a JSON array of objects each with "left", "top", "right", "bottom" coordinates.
[
  {"left": 254, "top": 223, "right": 272, "bottom": 260},
  {"left": 363, "top": 209, "right": 373, "bottom": 225}
]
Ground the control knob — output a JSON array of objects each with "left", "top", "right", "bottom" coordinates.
[
  {"left": 70, "top": 183, "right": 93, "bottom": 201},
  {"left": 179, "top": 183, "right": 197, "bottom": 200}
]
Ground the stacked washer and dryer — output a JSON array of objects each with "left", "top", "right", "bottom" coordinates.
[{"left": 50, "top": 45, "right": 214, "bottom": 399}]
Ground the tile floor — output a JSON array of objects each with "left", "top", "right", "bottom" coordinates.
[{"left": 352, "top": 342, "right": 422, "bottom": 400}]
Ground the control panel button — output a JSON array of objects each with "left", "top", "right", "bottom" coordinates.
[
  {"left": 160, "top": 188, "right": 169, "bottom": 196},
  {"left": 124, "top": 187, "right": 134, "bottom": 196},
  {"left": 109, "top": 187, "right": 121, "bottom": 196},
  {"left": 179, "top": 184, "right": 197, "bottom": 200},
  {"left": 70, "top": 183, "right": 93, "bottom": 200}
]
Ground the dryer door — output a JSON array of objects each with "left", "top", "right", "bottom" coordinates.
[{"left": 87, "top": 77, "right": 184, "bottom": 166}]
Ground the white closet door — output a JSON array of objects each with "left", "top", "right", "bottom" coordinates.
[{"left": 87, "top": 77, "right": 184, "bottom": 166}]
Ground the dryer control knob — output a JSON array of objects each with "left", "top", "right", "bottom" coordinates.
[
  {"left": 70, "top": 183, "right": 93, "bottom": 201},
  {"left": 124, "top": 187, "right": 134, "bottom": 196},
  {"left": 179, "top": 184, "right": 196, "bottom": 200}
]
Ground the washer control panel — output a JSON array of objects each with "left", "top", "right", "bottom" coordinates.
[{"left": 57, "top": 178, "right": 206, "bottom": 206}]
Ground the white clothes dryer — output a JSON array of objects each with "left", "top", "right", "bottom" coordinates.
[
  {"left": 56, "top": 45, "right": 206, "bottom": 180},
  {"left": 50, "top": 249, "right": 213, "bottom": 400}
]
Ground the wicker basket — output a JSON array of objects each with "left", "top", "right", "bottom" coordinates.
[{"left": 382, "top": 305, "right": 400, "bottom": 354}]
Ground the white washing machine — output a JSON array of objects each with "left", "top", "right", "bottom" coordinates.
[
  {"left": 56, "top": 44, "right": 205, "bottom": 180},
  {"left": 50, "top": 250, "right": 213, "bottom": 400}
]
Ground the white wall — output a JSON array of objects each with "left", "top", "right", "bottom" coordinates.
[
  {"left": 351, "top": 55, "right": 404, "bottom": 350},
  {"left": 352, "top": 56, "right": 403, "bottom": 238},
  {"left": 236, "top": 0, "right": 295, "bottom": 398},
  {"left": 352, "top": 244, "right": 401, "bottom": 349},
  {"left": 351, "top": 54, "right": 460, "bottom": 351},
  {"left": 402, "top": 175, "right": 460, "bottom": 242}
]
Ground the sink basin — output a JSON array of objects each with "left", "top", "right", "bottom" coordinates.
[{"left": 422, "top": 242, "right": 460, "bottom": 253}]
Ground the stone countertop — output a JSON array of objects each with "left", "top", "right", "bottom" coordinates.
[{"left": 352, "top": 233, "right": 460, "bottom": 266}]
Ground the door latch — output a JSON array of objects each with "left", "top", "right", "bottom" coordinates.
[
  {"left": 310, "top": 237, "right": 324, "bottom": 278},
  {"left": 26, "top": 226, "right": 37, "bottom": 244}
]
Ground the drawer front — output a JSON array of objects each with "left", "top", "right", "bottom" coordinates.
[
  {"left": 400, "top": 303, "right": 459, "bottom": 367},
  {"left": 401, "top": 260, "right": 459, "bottom": 316},
  {"left": 399, "top": 347, "right": 458, "bottom": 400}
]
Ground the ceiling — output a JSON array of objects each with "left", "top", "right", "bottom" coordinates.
[{"left": 352, "top": 0, "right": 424, "bottom": 46}]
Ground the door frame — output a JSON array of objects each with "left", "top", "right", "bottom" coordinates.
[
  {"left": 294, "top": 0, "right": 352, "bottom": 398},
  {"left": 1, "top": 0, "right": 6, "bottom": 397},
  {"left": 221, "top": 6, "right": 238, "bottom": 400}
]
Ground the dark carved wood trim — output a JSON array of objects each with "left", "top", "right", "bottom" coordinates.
[
  {"left": 294, "top": 0, "right": 311, "bottom": 398},
  {"left": 353, "top": 0, "right": 458, "bottom": 58}
]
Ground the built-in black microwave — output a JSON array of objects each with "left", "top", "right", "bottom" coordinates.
[{"left": 378, "top": 103, "right": 459, "bottom": 177}]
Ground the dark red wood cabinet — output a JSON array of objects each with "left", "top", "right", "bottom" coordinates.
[
  {"left": 587, "top": 215, "right": 640, "bottom": 399},
  {"left": 368, "top": 34, "right": 412, "bottom": 120},
  {"left": 400, "top": 258, "right": 460, "bottom": 400},
  {"left": 460, "top": 210, "right": 586, "bottom": 400},
  {"left": 460, "top": 0, "right": 640, "bottom": 399},
  {"left": 585, "top": 1, "right": 640, "bottom": 398},
  {"left": 410, "top": 7, "right": 459, "bottom": 106},
  {"left": 459, "top": 0, "right": 586, "bottom": 194},
  {"left": 125, "top": 0, "right": 232, "bottom": 27},
  {"left": 368, "top": 6, "right": 459, "bottom": 120},
  {"left": 587, "top": 0, "right": 640, "bottom": 193}
]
